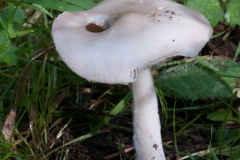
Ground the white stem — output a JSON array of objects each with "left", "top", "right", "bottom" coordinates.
[{"left": 132, "top": 68, "right": 165, "bottom": 160}]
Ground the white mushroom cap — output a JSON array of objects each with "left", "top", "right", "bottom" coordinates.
[{"left": 52, "top": 0, "right": 212, "bottom": 84}]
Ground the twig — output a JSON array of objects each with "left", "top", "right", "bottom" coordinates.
[
  {"left": 104, "top": 146, "right": 134, "bottom": 160},
  {"left": 179, "top": 148, "right": 211, "bottom": 160}
]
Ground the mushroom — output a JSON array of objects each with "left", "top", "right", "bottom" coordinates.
[{"left": 52, "top": 0, "right": 213, "bottom": 159}]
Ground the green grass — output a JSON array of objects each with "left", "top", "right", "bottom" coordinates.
[{"left": 0, "top": 0, "right": 240, "bottom": 160}]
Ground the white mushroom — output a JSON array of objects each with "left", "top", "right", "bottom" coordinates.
[{"left": 52, "top": 0, "right": 213, "bottom": 159}]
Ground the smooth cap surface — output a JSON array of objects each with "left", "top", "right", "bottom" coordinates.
[{"left": 52, "top": 0, "right": 213, "bottom": 84}]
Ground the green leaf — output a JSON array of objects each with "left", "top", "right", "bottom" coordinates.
[
  {"left": 117, "top": 143, "right": 126, "bottom": 151},
  {"left": 21, "top": 0, "right": 95, "bottom": 11},
  {"left": 156, "top": 58, "right": 240, "bottom": 100},
  {"left": 186, "top": 0, "right": 224, "bottom": 26},
  {"left": 206, "top": 110, "right": 232, "bottom": 121},
  {"left": 225, "top": 0, "right": 240, "bottom": 28},
  {"left": 0, "top": 4, "right": 26, "bottom": 31},
  {"left": 0, "top": 31, "right": 18, "bottom": 64}
]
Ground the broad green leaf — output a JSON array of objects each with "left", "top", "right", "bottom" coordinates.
[
  {"left": 156, "top": 58, "right": 240, "bottom": 100},
  {"left": 186, "top": 0, "right": 224, "bottom": 26},
  {"left": 21, "top": 0, "right": 95, "bottom": 11},
  {"left": 207, "top": 110, "right": 232, "bottom": 121},
  {"left": 0, "top": 31, "right": 18, "bottom": 64},
  {"left": 225, "top": 0, "right": 240, "bottom": 28},
  {"left": 0, "top": 4, "right": 25, "bottom": 31}
]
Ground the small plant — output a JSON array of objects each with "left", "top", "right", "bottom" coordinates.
[
  {"left": 156, "top": 57, "right": 240, "bottom": 100},
  {"left": 186, "top": 0, "right": 240, "bottom": 28}
]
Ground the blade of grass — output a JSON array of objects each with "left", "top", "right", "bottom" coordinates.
[
  {"left": 21, "top": 0, "right": 95, "bottom": 11},
  {"left": 45, "top": 129, "right": 104, "bottom": 158},
  {"left": 211, "top": 30, "right": 226, "bottom": 39},
  {"left": 173, "top": 100, "right": 180, "bottom": 157},
  {"left": 92, "top": 91, "right": 132, "bottom": 131},
  {"left": 176, "top": 114, "right": 202, "bottom": 135},
  {"left": 167, "top": 102, "right": 223, "bottom": 112},
  {"left": 210, "top": 148, "right": 219, "bottom": 160},
  {"left": 233, "top": 41, "right": 240, "bottom": 61}
]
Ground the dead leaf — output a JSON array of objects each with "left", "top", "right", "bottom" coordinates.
[{"left": 2, "top": 109, "right": 16, "bottom": 142}]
